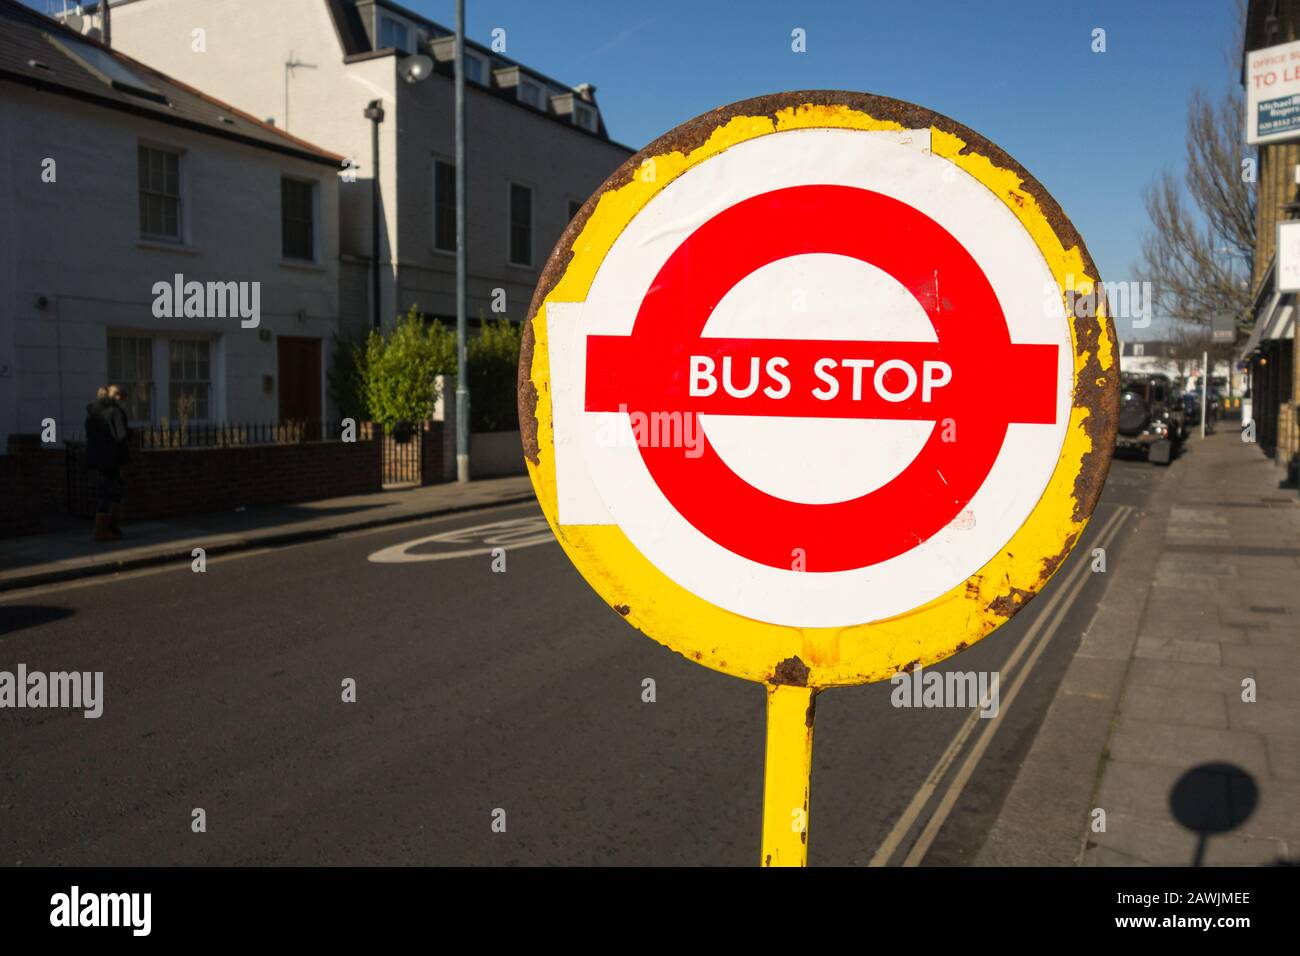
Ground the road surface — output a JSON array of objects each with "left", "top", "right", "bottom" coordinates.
[{"left": 0, "top": 458, "right": 1165, "bottom": 865}]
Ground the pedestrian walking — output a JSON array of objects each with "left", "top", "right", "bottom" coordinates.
[{"left": 85, "top": 384, "right": 130, "bottom": 542}]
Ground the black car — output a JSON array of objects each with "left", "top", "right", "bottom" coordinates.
[{"left": 1116, "top": 373, "right": 1184, "bottom": 465}]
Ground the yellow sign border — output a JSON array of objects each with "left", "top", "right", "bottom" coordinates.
[{"left": 520, "top": 93, "right": 1117, "bottom": 689}]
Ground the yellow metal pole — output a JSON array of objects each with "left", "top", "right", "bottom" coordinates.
[{"left": 760, "top": 683, "right": 818, "bottom": 867}]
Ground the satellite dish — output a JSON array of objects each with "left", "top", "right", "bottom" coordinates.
[
  {"left": 398, "top": 54, "right": 434, "bottom": 85},
  {"left": 65, "top": 12, "right": 85, "bottom": 31}
]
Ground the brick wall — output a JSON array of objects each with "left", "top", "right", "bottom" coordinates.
[
  {"left": 2, "top": 429, "right": 383, "bottom": 534},
  {"left": 1, "top": 436, "right": 67, "bottom": 536},
  {"left": 113, "top": 436, "right": 382, "bottom": 521}
]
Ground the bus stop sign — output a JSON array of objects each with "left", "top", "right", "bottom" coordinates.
[{"left": 518, "top": 91, "right": 1118, "bottom": 865}]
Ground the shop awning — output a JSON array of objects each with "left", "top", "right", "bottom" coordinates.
[
  {"left": 1240, "top": 290, "right": 1281, "bottom": 358},
  {"left": 1268, "top": 304, "right": 1296, "bottom": 340}
]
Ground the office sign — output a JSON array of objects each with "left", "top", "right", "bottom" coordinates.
[{"left": 1247, "top": 39, "right": 1300, "bottom": 144}]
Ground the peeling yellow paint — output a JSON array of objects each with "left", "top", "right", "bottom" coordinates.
[{"left": 525, "top": 101, "right": 1110, "bottom": 689}]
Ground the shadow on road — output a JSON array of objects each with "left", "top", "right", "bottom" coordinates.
[{"left": 0, "top": 605, "right": 75, "bottom": 637}]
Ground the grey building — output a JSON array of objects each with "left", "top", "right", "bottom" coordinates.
[
  {"left": 1, "top": 0, "right": 343, "bottom": 444},
  {"left": 97, "top": 0, "right": 635, "bottom": 338}
]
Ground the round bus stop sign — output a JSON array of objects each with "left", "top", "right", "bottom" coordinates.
[{"left": 518, "top": 91, "right": 1118, "bottom": 864}]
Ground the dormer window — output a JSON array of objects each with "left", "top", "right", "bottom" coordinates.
[
  {"left": 464, "top": 52, "right": 485, "bottom": 84},
  {"left": 380, "top": 15, "right": 411, "bottom": 52},
  {"left": 574, "top": 103, "right": 597, "bottom": 132},
  {"left": 518, "top": 79, "right": 542, "bottom": 109}
]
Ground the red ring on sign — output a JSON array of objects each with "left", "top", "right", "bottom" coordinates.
[{"left": 588, "top": 184, "right": 1049, "bottom": 572}]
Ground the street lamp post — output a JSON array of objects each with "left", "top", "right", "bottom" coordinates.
[
  {"left": 455, "top": 0, "right": 470, "bottom": 483},
  {"left": 364, "top": 99, "right": 384, "bottom": 332},
  {"left": 364, "top": 55, "right": 433, "bottom": 334}
]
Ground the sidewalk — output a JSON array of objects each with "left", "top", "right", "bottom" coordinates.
[
  {"left": 980, "top": 429, "right": 1300, "bottom": 866},
  {"left": 0, "top": 475, "right": 536, "bottom": 593}
]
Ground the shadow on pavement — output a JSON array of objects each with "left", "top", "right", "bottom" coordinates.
[{"left": 1168, "top": 762, "right": 1258, "bottom": 867}]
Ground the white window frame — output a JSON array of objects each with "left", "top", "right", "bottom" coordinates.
[
  {"left": 280, "top": 175, "right": 319, "bottom": 263},
  {"left": 106, "top": 331, "right": 223, "bottom": 425},
  {"left": 137, "top": 141, "right": 186, "bottom": 243},
  {"left": 106, "top": 333, "right": 156, "bottom": 425},
  {"left": 166, "top": 336, "right": 215, "bottom": 424}
]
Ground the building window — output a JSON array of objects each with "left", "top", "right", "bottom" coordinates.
[
  {"left": 517, "top": 80, "right": 541, "bottom": 108},
  {"left": 464, "top": 53, "right": 485, "bottom": 84},
  {"left": 138, "top": 145, "right": 181, "bottom": 240},
  {"left": 509, "top": 182, "right": 532, "bottom": 267},
  {"left": 434, "top": 159, "right": 457, "bottom": 252},
  {"left": 107, "top": 335, "right": 154, "bottom": 423},
  {"left": 169, "top": 339, "right": 211, "bottom": 421},
  {"left": 380, "top": 16, "right": 410, "bottom": 51},
  {"left": 281, "top": 177, "right": 316, "bottom": 260},
  {"left": 568, "top": 199, "right": 583, "bottom": 221},
  {"left": 574, "top": 103, "right": 597, "bottom": 132}
]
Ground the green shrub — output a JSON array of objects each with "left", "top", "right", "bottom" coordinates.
[
  {"left": 468, "top": 317, "right": 521, "bottom": 432},
  {"left": 331, "top": 306, "right": 522, "bottom": 433},
  {"left": 327, "top": 328, "right": 371, "bottom": 421},
  {"left": 363, "top": 306, "right": 456, "bottom": 428}
]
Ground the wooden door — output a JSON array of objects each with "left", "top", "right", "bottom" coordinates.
[{"left": 277, "top": 336, "right": 321, "bottom": 423}]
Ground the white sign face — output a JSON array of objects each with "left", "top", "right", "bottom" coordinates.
[
  {"left": 1279, "top": 220, "right": 1300, "bottom": 292},
  {"left": 546, "top": 129, "right": 1073, "bottom": 628},
  {"left": 1247, "top": 39, "right": 1300, "bottom": 144}
]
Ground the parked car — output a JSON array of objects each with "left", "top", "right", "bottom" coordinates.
[{"left": 1116, "top": 373, "right": 1184, "bottom": 464}]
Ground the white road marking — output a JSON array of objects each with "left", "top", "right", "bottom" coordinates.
[
  {"left": 0, "top": 502, "right": 542, "bottom": 600},
  {"left": 367, "top": 516, "right": 555, "bottom": 563}
]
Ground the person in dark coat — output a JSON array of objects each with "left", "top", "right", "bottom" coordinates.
[{"left": 85, "top": 384, "right": 130, "bottom": 541}]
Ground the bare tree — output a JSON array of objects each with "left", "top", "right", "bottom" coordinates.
[
  {"left": 1138, "top": 86, "right": 1255, "bottom": 332},
  {"left": 1166, "top": 320, "right": 1237, "bottom": 382}
]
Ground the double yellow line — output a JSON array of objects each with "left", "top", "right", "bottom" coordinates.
[{"left": 868, "top": 504, "right": 1132, "bottom": 867}]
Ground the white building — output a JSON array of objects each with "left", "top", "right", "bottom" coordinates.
[
  {"left": 1, "top": 0, "right": 343, "bottom": 444},
  {"left": 98, "top": 0, "right": 634, "bottom": 336},
  {"left": 1117, "top": 340, "right": 1239, "bottom": 394}
]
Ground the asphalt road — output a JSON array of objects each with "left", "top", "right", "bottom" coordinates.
[{"left": 0, "top": 458, "right": 1166, "bottom": 866}]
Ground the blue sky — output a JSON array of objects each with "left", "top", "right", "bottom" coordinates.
[{"left": 417, "top": 0, "right": 1241, "bottom": 334}]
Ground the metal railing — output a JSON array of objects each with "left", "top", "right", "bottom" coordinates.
[
  {"left": 131, "top": 419, "right": 345, "bottom": 449},
  {"left": 381, "top": 422, "right": 423, "bottom": 486}
]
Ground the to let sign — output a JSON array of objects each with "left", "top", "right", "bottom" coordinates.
[{"left": 1247, "top": 39, "right": 1300, "bottom": 144}]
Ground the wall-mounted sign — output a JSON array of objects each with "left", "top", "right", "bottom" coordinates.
[
  {"left": 1278, "top": 220, "right": 1300, "bottom": 292},
  {"left": 1247, "top": 39, "right": 1300, "bottom": 144}
]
